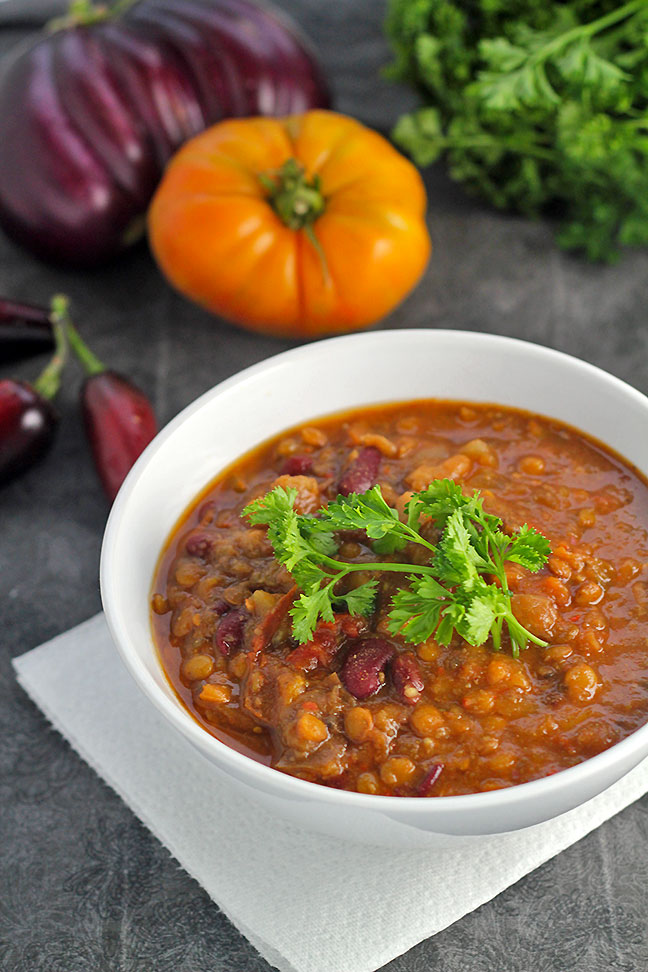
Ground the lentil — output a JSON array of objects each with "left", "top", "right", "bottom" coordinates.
[
  {"left": 410, "top": 703, "right": 445, "bottom": 737},
  {"left": 181, "top": 654, "right": 214, "bottom": 681},
  {"left": 564, "top": 663, "right": 600, "bottom": 703},
  {"left": 518, "top": 455, "right": 545, "bottom": 475},
  {"left": 380, "top": 756, "right": 416, "bottom": 788},
  {"left": 344, "top": 706, "right": 374, "bottom": 743}
]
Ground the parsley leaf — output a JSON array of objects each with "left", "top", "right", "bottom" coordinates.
[
  {"left": 338, "top": 579, "right": 380, "bottom": 617},
  {"left": 405, "top": 477, "right": 467, "bottom": 531},
  {"left": 457, "top": 581, "right": 511, "bottom": 647},
  {"left": 433, "top": 508, "right": 485, "bottom": 585},
  {"left": 243, "top": 479, "right": 551, "bottom": 653},
  {"left": 243, "top": 486, "right": 335, "bottom": 591},
  {"left": 387, "top": 0, "right": 648, "bottom": 261},
  {"left": 387, "top": 575, "right": 451, "bottom": 643},
  {"left": 322, "top": 485, "right": 411, "bottom": 554},
  {"left": 321, "top": 485, "right": 404, "bottom": 541},
  {"left": 505, "top": 524, "right": 552, "bottom": 571},
  {"left": 290, "top": 586, "right": 336, "bottom": 643}
]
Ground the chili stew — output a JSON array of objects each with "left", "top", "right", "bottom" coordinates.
[{"left": 151, "top": 401, "right": 648, "bottom": 797}]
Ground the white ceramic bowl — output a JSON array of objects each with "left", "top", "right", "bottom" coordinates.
[{"left": 101, "top": 329, "right": 648, "bottom": 847}]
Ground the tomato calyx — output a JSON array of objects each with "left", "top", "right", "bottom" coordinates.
[{"left": 259, "top": 159, "right": 326, "bottom": 231}]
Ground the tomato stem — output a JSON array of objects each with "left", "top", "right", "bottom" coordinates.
[{"left": 260, "top": 159, "right": 326, "bottom": 231}]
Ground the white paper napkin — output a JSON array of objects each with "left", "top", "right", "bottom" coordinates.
[{"left": 12, "top": 613, "right": 648, "bottom": 972}]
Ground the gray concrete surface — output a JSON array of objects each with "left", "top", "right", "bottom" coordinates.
[{"left": 1, "top": 3, "right": 648, "bottom": 970}]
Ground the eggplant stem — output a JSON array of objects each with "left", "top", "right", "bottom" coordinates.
[
  {"left": 48, "top": 0, "right": 138, "bottom": 32},
  {"left": 51, "top": 294, "right": 106, "bottom": 377},
  {"left": 32, "top": 317, "right": 68, "bottom": 402},
  {"left": 109, "top": 0, "right": 140, "bottom": 16}
]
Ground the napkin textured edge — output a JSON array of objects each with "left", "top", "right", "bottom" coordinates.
[{"left": 13, "top": 614, "right": 294, "bottom": 972}]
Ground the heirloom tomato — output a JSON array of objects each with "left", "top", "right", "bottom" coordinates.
[{"left": 148, "top": 111, "right": 431, "bottom": 337}]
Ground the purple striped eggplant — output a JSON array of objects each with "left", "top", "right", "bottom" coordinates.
[
  {"left": 0, "top": 0, "right": 330, "bottom": 267},
  {"left": 0, "top": 297, "right": 54, "bottom": 362},
  {"left": 0, "top": 298, "right": 67, "bottom": 486}
]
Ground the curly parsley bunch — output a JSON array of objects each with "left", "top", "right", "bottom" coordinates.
[{"left": 387, "top": 0, "right": 648, "bottom": 260}]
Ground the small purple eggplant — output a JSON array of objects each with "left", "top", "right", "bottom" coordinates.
[
  {"left": 0, "top": 297, "right": 54, "bottom": 363},
  {"left": 63, "top": 300, "right": 157, "bottom": 501},
  {"left": 0, "top": 302, "right": 66, "bottom": 486}
]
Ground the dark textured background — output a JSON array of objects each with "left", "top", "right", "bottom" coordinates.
[{"left": 2, "top": 2, "right": 648, "bottom": 970}]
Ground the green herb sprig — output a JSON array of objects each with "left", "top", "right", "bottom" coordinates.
[
  {"left": 243, "top": 479, "right": 550, "bottom": 656},
  {"left": 386, "top": 0, "right": 648, "bottom": 261}
]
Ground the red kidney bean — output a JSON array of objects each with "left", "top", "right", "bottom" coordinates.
[
  {"left": 392, "top": 652, "right": 425, "bottom": 706},
  {"left": 340, "top": 637, "right": 396, "bottom": 699},
  {"left": 281, "top": 454, "right": 313, "bottom": 475},
  {"left": 215, "top": 609, "right": 246, "bottom": 656},
  {"left": 212, "top": 599, "right": 230, "bottom": 617},
  {"left": 416, "top": 764, "right": 443, "bottom": 796},
  {"left": 185, "top": 531, "right": 214, "bottom": 559},
  {"left": 338, "top": 446, "right": 381, "bottom": 496}
]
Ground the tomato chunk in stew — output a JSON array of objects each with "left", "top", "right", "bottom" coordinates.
[{"left": 151, "top": 401, "right": 648, "bottom": 797}]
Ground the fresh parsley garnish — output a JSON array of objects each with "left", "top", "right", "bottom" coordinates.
[
  {"left": 243, "top": 480, "right": 551, "bottom": 656},
  {"left": 386, "top": 0, "right": 648, "bottom": 261}
]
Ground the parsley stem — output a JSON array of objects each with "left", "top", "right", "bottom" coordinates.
[
  {"left": 317, "top": 555, "right": 438, "bottom": 577},
  {"left": 507, "top": 614, "right": 548, "bottom": 655},
  {"left": 527, "top": 0, "right": 648, "bottom": 67},
  {"left": 399, "top": 524, "right": 438, "bottom": 553},
  {"left": 435, "top": 134, "right": 557, "bottom": 162}
]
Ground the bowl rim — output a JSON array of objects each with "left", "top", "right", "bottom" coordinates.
[{"left": 101, "top": 327, "right": 648, "bottom": 815}]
